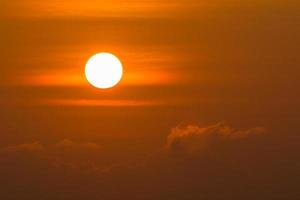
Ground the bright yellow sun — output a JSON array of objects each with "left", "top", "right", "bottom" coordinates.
[{"left": 85, "top": 53, "right": 123, "bottom": 89}]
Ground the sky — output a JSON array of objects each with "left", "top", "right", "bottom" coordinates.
[{"left": 0, "top": 0, "right": 299, "bottom": 199}]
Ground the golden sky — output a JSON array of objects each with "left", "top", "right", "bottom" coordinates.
[{"left": 0, "top": 0, "right": 299, "bottom": 199}]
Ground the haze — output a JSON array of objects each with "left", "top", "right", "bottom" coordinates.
[{"left": 0, "top": 0, "right": 299, "bottom": 199}]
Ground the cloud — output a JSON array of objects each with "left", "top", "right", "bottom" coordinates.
[
  {"left": 1, "top": 139, "right": 102, "bottom": 172},
  {"left": 54, "top": 139, "right": 101, "bottom": 151},
  {"left": 2, "top": 139, "right": 101, "bottom": 153},
  {"left": 3, "top": 142, "right": 44, "bottom": 152},
  {"left": 0, "top": 125, "right": 298, "bottom": 200},
  {"left": 166, "top": 122, "right": 266, "bottom": 156}
]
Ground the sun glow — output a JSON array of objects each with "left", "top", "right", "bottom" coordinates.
[{"left": 85, "top": 53, "right": 123, "bottom": 89}]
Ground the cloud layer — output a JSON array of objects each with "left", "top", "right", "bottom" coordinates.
[{"left": 0, "top": 123, "right": 299, "bottom": 200}]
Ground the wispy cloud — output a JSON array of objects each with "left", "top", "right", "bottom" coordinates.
[
  {"left": 1, "top": 0, "right": 185, "bottom": 19},
  {"left": 3, "top": 142, "right": 44, "bottom": 152},
  {"left": 36, "top": 98, "right": 165, "bottom": 107}
]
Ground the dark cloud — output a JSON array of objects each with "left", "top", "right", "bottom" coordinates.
[{"left": 166, "top": 122, "right": 266, "bottom": 156}]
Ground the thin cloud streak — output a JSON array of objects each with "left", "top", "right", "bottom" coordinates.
[
  {"left": 19, "top": 70, "right": 180, "bottom": 87},
  {"left": 0, "top": 0, "right": 185, "bottom": 19},
  {"left": 37, "top": 98, "right": 165, "bottom": 107}
]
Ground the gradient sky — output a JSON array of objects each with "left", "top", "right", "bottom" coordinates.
[{"left": 0, "top": 0, "right": 299, "bottom": 199}]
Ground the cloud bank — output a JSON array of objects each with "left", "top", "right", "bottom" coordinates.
[{"left": 0, "top": 123, "right": 299, "bottom": 200}]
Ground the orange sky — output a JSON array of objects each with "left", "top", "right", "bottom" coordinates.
[{"left": 0, "top": 0, "right": 299, "bottom": 199}]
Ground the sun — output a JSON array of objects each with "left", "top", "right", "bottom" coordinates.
[{"left": 85, "top": 53, "right": 123, "bottom": 89}]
